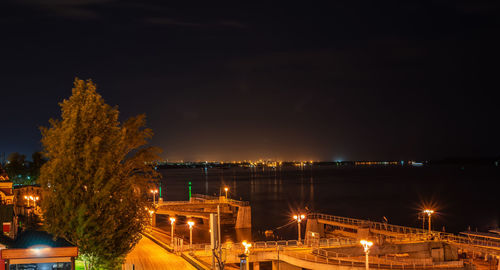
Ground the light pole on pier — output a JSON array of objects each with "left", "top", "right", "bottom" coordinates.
[
  {"left": 293, "top": 214, "right": 306, "bottom": 244},
  {"left": 224, "top": 187, "right": 229, "bottom": 199},
  {"left": 170, "top": 217, "right": 176, "bottom": 246},
  {"left": 150, "top": 189, "right": 158, "bottom": 205},
  {"left": 360, "top": 239, "right": 373, "bottom": 270},
  {"left": 188, "top": 220, "right": 195, "bottom": 252},
  {"left": 424, "top": 209, "right": 434, "bottom": 234}
]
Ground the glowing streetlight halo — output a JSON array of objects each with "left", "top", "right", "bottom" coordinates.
[
  {"left": 188, "top": 220, "right": 195, "bottom": 251},
  {"left": 169, "top": 217, "right": 176, "bottom": 246},
  {"left": 150, "top": 189, "right": 159, "bottom": 205},
  {"left": 360, "top": 239, "right": 374, "bottom": 270},
  {"left": 423, "top": 209, "right": 435, "bottom": 234},
  {"left": 293, "top": 213, "right": 306, "bottom": 243},
  {"left": 242, "top": 240, "right": 252, "bottom": 254}
]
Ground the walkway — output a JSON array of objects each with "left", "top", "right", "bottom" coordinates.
[{"left": 123, "top": 236, "right": 196, "bottom": 270}]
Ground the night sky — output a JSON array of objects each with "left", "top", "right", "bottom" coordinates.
[{"left": 1, "top": 1, "right": 499, "bottom": 161}]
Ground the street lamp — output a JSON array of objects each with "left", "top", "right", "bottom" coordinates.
[
  {"left": 148, "top": 209, "right": 154, "bottom": 225},
  {"left": 293, "top": 214, "right": 306, "bottom": 244},
  {"left": 150, "top": 189, "right": 158, "bottom": 205},
  {"left": 360, "top": 239, "right": 373, "bottom": 270},
  {"left": 188, "top": 221, "right": 195, "bottom": 251},
  {"left": 224, "top": 187, "right": 229, "bottom": 199},
  {"left": 169, "top": 217, "right": 176, "bottom": 246},
  {"left": 424, "top": 209, "right": 434, "bottom": 234},
  {"left": 24, "top": 196, "right": 40, "bottom": 209},
  {"left": 242, "top": 240, "right": 252, "bottom": 254},
  {"left": 33, "top": 196, "right": 39, "bottom": 208}
]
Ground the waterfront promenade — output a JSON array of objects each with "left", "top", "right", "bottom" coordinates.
[
  {"left": 138, "top": 211, "right": 500, "bottom": 270},
  {"left": 123, "top": 236, "right": 196, "bottom": 270}
]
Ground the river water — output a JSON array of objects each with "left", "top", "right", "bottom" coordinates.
[{"left": 156, "top": 165, "right": 499, "bottom": 244}]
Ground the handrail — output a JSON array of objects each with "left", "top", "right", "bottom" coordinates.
[
  {"left": 161, "top": 194, "right": 250, "bottom": 206},
  {"left": 309, "top": 212, "right": 500, "bottom": 252}
]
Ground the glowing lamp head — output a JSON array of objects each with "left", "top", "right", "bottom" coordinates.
[
  {"left": 424, "top": 209, "right": 434, "bottom": 216},
  {"left": 24, "top": 196, "right": 28, "bottom": 199},
  {"left": 242, "top": 240, "right": 252, "bottom": 254},
  {"left": 35, "top": 196, "right": 39, "bottom": 200},
  {"left": 148, "top": 210, "right": 154, "bottom": 215},
  {"left": 360, "top": 239, "right": 373, "bottom": 252},
  {"left": 188, "top": 221, "right": 195, "bottom": 228},
  {"left": 293, "top": 215, "right": 298, "bottom": 220},
  {"left": 360, "top": 240, "right": 373, "bottom": 247},
  {"left": 224, "top": 187, "right": 228, "bottom": 192},
  {"left": 300, "top": 214, "right": 305, "bottom": 219},
  {"left": 169, "top": 217, "right": 176, "bottom": 224}
]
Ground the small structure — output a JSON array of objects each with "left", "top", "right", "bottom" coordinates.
[
  {"left": 0, "top": 168, "right": 14, "bottom": 205},
  {"left": 0, "top": 168, "right": 15, "bottom": 239},
  {"left": 0, "top": 230, "right": 78, "bottom": 269}
]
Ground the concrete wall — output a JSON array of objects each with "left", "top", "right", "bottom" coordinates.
[
  {"left": 306, "top": 218, "right": 325, "bottom": 238},
  {"left": 272, "top": 260, "right": 303, "bottom": 270},
  {"left": 236, "top": 206, "right": 252, "bottom": 228},
  {"left": 325, "top": 241, "right": 458, "bottom": 262}
]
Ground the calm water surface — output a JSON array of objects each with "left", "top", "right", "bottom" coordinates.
[{"left": 157, "top": 165, "right": 499, "bottom": 243}]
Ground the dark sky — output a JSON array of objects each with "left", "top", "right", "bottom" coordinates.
[{"left": 1, "top": 1, "right": 499, "bottom": 161}]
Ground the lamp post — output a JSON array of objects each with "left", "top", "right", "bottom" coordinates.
[
  {"left": 424, "top": 209, "right": 434, "bottom": 234},
  {"left": 240, "top": 241, "right": 252, "bottom": 270},
  {"left": 24, "top": 196, "right": 40, "bottom": 210},
  {"left": 360, "top": 240, "right": 373, "bottom": 270},
  {"left": 33, "top": 196, "right": 39, "bottom": 209},
  {"left": 170, "top": 217, "right": 176, "bottom": 246},
  {"left": 188, "top": 221, "right": 195, "bottom": 251},
  {"left": 224, "top": 187, "right": 229, "bottom": 199},
  {"left": 293, "top": 214, "right": 306, "bottom": 244},
  {"left": 150, "top": 189, "right": 158, "bottom": 205},
  {"left": 148, "top": 209, "right": 154, "bottom": 225}
]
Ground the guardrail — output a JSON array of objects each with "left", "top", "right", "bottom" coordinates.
[
  {"left": 309, "top": 213, "right": 428, "bottom": 236},
  {"left": 440, "top": 234, "right": 500, "bottom": 249},
  {"left": 312, "top": 248, "right": 433, "bottom": 266},
  {"left": 160, "top": 194, "right": 250, "bottom": 207},
  {"left": 309, "top": 212, "right": 500, "bottom": 253},
  {"left": 290, "top": 248, "right": 463, "bottom": 269}
]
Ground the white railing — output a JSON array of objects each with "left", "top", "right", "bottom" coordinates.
[
  {"left": 297, "top": 248, "right": 463, "bottom": 269},
  {"left": 159, "top": 194, "right": 250, "bottom": 207},
  {"left": 309, "top": 212, "right": 500, "bottom": 255},
  {"left": 309, "top": 213, "right": 428, "bottom": 236}
]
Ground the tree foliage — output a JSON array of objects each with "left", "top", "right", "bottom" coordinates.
[
  {"left": 4, "top": 152, "right": 44, "bottom": 185},
  {"left": 39, "top": 78, "right": 160, "bottom": 269}
]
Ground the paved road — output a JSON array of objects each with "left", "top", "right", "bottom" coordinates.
[{"left": 123, "top": 236, "right": 196, "bottom": 270}]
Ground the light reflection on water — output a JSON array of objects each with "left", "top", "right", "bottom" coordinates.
[{"left": 158, "top": 165, "right": 499, "bottom": 244}]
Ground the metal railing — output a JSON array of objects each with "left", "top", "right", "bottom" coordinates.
[
  {"left": 159, "top": 194, "right": 250, "bottom": 207},
  {"left": 309, "top": 212, "right": 500, "bottom": 254},
  {"left": 286, "top": 249, "right": 463, "bottom": 269},
  {"left": 439, "top": 234, "right": 500, "bottom": 251},
  {"left": 312, "top": 248, "right": 433, "bottom": 266},
  {"left": 309, "top": 213, "right": 428, "bottom": 236}
]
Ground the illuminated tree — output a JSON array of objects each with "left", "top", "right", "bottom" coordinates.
[{"left": 39, "top": 78, "right": 160, "bottom": 269}]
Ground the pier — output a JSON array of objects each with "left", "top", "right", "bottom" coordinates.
[
  {"left": 144, "top": 212, "right": 500, "bottom": 270},
  {"left": 155, "top": 194, "right": 252, "bottom": 229}
]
